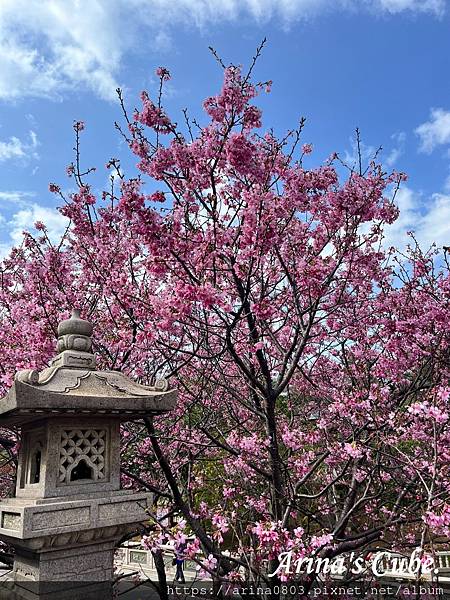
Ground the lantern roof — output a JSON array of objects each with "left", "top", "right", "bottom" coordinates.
[{"left": 0, "top": 309, "right": 176, "bottom": 426}]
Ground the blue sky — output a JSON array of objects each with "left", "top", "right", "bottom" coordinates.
[{"left": 1, "top": 0, "right": 450, "bottom": 257}]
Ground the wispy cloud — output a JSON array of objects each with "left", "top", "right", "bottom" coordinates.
[
  {"left": 341, "top": 130, "right": 405, "bottom": 171},
  {"left": 0, "top": 190, "right": 36, "bottom": 204},
  {"left": 0, "top": 131, "right": 39, "bottom": 163},
  {"left": 415, "top": 108, "right": 450, "bottom": 154},
  {"left": 383, "top": 186, "right": 450, "bottom": 250},
  {"left": 129, "top": 0, "right": 446, "bottom": 23},
  {"left": 0, "top": 0, "right": 446, "bottom": 102},
  {"left": 385, "top": 131, "right": 406, "bottom": 167},
  {"left": 377, "top": 0, "right": 445, "bottom": 14}
]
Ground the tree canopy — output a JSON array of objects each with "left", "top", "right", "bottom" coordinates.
[{"left": 0, "top": 49, "right": 449, "bottom": 595}]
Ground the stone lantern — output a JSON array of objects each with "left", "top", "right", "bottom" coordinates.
[{"left": 0, "top": 309, "right": 176, "bottom": 599}]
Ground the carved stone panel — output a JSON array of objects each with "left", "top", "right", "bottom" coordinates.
[
  {"left": 98, "top": 498, "right": 147, "bottom": 520},
  {"left": 59, "top": 428, "right": 106, "bottom": 485},
  {"left": 31, "top": 507, "right": 91, "bottom": 531}
]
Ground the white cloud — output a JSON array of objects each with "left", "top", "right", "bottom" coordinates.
[
  {"left": 0, "top": 131, "right": 39, "bottom": 163},
  {"left": 0, "top": 0, "right": 445, "bottom": 102},
  {"left": 419, "top": 193, "right": 450, "bottom": 247},
  {"left": 383, "top": 186, "right": 450, "bottom": 250},
  {"left": 7, "top": 203, "right": 68, "bottom": 247},
  {"left": 0, "top": 1, "right": 122, "bottom": 101},
  {"left": 0, "top": 192, "right": 68, "bottom": 259},
  {"left": 415, "top": 108, "right": 450, "bottom": 154},
  {"left": 0, "top": 137, "right": 25, "bottom": 161}
]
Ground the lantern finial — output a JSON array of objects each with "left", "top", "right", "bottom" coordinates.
[{"left": 54, "top": 308, "right": 95, "bottom": 368}]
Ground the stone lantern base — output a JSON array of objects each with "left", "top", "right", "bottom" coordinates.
[
  {"left": 13, "top": 539, "right": 117, "bottom": 589},
  {"left": 0, "top": 580, "right": 113, "bottom": 600},
  {"left": 0, "top": 490, "right": 151, "bottom": 599}
]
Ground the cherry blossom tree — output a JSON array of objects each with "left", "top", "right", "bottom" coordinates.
[{"left": 0, "top": 45, "right": 449, "bottom": 597}]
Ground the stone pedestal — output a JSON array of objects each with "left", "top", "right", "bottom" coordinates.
[
  {"left": 0, "top": 488, "right": 151, "bottom": 589},
  {"left": 0, "top": 309, "right": 177, "bottom": 597},
  {"left": 0, "top": 580, "right": 113, "bottom": 600}
]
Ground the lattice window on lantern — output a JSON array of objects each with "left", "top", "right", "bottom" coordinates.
[{"left": 59, "top": 429, "right": 107, "bottom": 485}]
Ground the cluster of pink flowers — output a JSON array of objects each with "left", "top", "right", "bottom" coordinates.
[
  {"left": 342, "top": 442, "right": 364, "bottom": 459},
  {"left": 135, "top": 91, "right": 172, "bottom": 133},
  {"left": 203, "top": 66, "right": 259, "bottom": 125},
  {"left": 156, "top": 66, "right": 171, "bottom": 81},
  {"left": 424, "top": 504, "right": 450, "bottom": 537},
  {"left": 196, "top": 554, "right": 217, "bottom": 578},
  {"left": 211, "top": 514, "right": 229, "bottom": 543},
  {"left": 1, "top": 58, "right": 449, "bottom": 585},
  {"left": 408, "top": 401, "right": 449, "bottom": 424}
]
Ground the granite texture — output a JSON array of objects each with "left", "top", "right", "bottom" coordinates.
[{"left": 0, "top": 490, "right": 151, "bottom": 540}]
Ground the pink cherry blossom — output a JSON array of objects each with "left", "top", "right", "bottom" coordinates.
[{"left": 0, "top": 54, "right": 449, "bottom": 592}]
